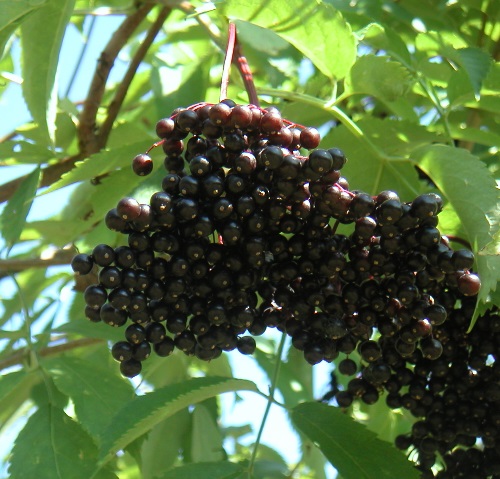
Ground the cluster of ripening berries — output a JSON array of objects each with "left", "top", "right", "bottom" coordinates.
[{"left": 71, "top": 100, "right": 481, "bottom": 390}]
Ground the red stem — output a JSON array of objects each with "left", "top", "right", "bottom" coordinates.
[
  {"left": 234, "top": 43, "right": 259, "bottom": 106},
  {"left": 220, "top": 23, "right": 237, "bottom": 102}
]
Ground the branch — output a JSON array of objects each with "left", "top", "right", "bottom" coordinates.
[
  {"left": 97, "top": 6, "right": 172, "bottom": 148},
  {"left": 0, "top": 248, "right": 76, "bottom": 276},
  {"left": 78, "top": 2, "right": 155, "bottom": 156},
  {"left": 0, "top": 3, "right": 156, "bottom": 206},
  {"left": 0, "top": 337, "right": 104, "bottom": 372},
  {"left": 0, "top": 153, "right": 83, "bottom": 204}
]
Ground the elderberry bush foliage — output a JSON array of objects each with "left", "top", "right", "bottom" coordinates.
[{"left": 72, "top": 100, "right": 481, "bottom": 388}]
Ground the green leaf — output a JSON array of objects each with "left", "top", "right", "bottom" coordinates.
[
  {"left": 140, "top": 409, "right": 191, "bottom": 479},
  {"left": 43, "top": 139, "right": 154, "bottom": 194},
  {"left": 410, "top": 145, "right": 498, "bottom": 250},
  {"left": 410, "top": 144, "right": 499, "bottom": 319},
  {"left": 20, "top": 0, "right": 75, "bottom": 145},
  {"left": 0, "top": 165, "right": 40, "bottom": 248},
  {"left": 9, "top": 405, "right": 102, "bottom": 479},
  {"left": 324, "top": 118, "right": 433, "bottom": 199},
  {"left": 291, "top": 402, "right": 420, "bottom": 479},
  {"left": 0, "top": 370, "right": 39, "bottom": 429},
  {"left": 345, "top": 55, "right": 414, "bottom": 101},
  {"left": 0, "top": 0, "right": 44, "bottom": 58},
  {"left": 155, "top": 461, "right": 245, "bottom": 479},
  {"left": 45, "top": 356, "right": 136, "bottom": 439},
  {"left": 191, "top": 404, "right": 225, "bottom": 462},
  {"left": 220, "top": 0, "right": 356, "bottom": 80},
  {"left": 98, "top": 376, "right": 258, "bottom": 465},
  {"left": 455, "top": 47, "right": 492, "bottom": 98}
]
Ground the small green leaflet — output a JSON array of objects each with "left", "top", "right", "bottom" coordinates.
[
  {"left": 45, "top": 356, "right": 136, "bottom": 439},
  {"left": 220, "top": 0, "right": 356, "bottom": 80},
  {"left": 0, "top": 165, "right": 40, "bottom": 248},
  {"left": 20, "top": 0, "right": 75, "bottom": 146},
  {"left": 43, "top": 139, "right": 154, "bottom": 194},
  {"left": 455, "top": 47, "right": 492, "bottom": 98},
  {"left": 0, "top": 0, "right": 45, "bottom": 58},
  {"left": 345, "top": 55, "right": 414, "bottom": 102},
  {"left": 8, "top": 405, "right": 115, "bottom": 479},
  {"left": 190, "top": 404, "right": 225, "bottom": 462},
  {"left": 291, "top": 402, "right": 420, "bottom": 479},
  {"left": 98, "top": 376, "right": 258, "bottom": 465},
  {"left": 154, "top": 461, "right": 245, "bottom": 479}
]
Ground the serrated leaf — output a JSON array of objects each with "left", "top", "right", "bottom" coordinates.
[
  {"left": 291, "top": 402, "right": 420, "bottom": 479},
  {"left": 191, "top": 404, "right": 225, "bottom": 462},
  {"left": 43, "top": 139, "right": 154, "bottom": 194},
  {"left": 455, "top": 47, "right": 492, "bottom": 98},
  {"left": 9, "top": 406, "right": 101, "bottom": 479},
  {"left": 411, "top": 145, "right": 498, "bottom": 250},
  {"left": 0, "top": 0, "right": 44, "bottom": 58},
  {"left": 98, "top": 376, "right": 258, "bottom": 465},
  {"left": 0, "top": 165, "right": 40, "bottom": 247},
  {"left": 345, "top": 55, "right": 413, "bottom": 101},
  {"left": 220, "top": 0, "right": 356, "bottom": 80},
  {"left": 155, "top": 461, "right": 244, "bottom": 479},
  {"left": 20, "top": 0, "right": 75, "bottom": 145},
  {"left": 45, "top": 356, "right": 136, "bottom": 439}
]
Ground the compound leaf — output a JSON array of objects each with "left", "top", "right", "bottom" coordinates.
[{"left": 98, "top": 376, "right": 258, "bottom": 466}]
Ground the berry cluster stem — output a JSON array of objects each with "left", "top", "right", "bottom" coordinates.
[
  {"left": 247, "top": 332, "right": 287, "bottom": 478},
  {"left": 220, "top": 23, "right": 237, "bottom": 102}
]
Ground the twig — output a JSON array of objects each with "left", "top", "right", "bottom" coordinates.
[
  {"left": 0, "top": 249, "right": 76, "bottom": 275},
  {"left": 78, "top": 2, "right": 155, "bottom": 156},
  {"left": 234, "top": 41, "right": 259, "bottom": 106},
  {"left": 97, "top": 6, "right": 172, "bottom": 148},
  {"left": 0, "top": 153, "right": 82, "bottom": 205},
  {"left": 65, "top": 15, "right": 98, "bottom": 98},
  {"left": 248, "top": 332, "right": 287, "bottom": 478},
  {"left": 219, "top": 23, "right": 237, "bottom": 102},
  {"left": 0, "top": 338, "right": 104, "bottom": 372}
]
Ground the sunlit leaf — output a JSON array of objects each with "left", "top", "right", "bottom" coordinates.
[
  {"left": 46, "top": 356, "right": 136, "bottom": 439},
  {"left": 20, "top": 0, "right": 75, "bottom": 145},
  {"left": 345, "top": 55, "right": 414, "bottom": 101},
  {"left": 0, "top": 0, "right": 44, "bottom": 58},
  {"left": 98, "top": 376, "right": 258, "bottom": 465},
  {"left": 220, "top": 0, "right": 356, "bottom": 80},
  {"left": 291, "top": 402, "right": 420, "bottom": 479}
]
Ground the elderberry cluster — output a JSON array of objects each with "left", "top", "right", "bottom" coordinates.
[{"left": 71, "top": 100, "right": 481, "bottom": 393}]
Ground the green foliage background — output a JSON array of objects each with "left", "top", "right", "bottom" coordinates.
[{"left": 0, "top": 0, "right": 498, "bottom": 478}]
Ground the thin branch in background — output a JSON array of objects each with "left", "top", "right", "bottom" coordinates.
[
  {"left": 97, "top": 6, "right": 172, "bottom": 148},
  {"left": 78, "top": 1, "right": 155, "bottom": 156},
  {"left": 0, "top": 248, "right": 76, "bottom": 277},
  {"left": 0, "top": 3, "right": 156, "bottom": 206},
  {"left": 247, "top": 332, "right": 287, "bottom": 478},
  {"left": 64, "top": 15, "right": 98, "bottom": 99},
  {"left": 0, "top": 338, "right": 104, "bottom": 373},
  {"left": 219, "top": 23, "right": 237, "bottom": 102}
]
